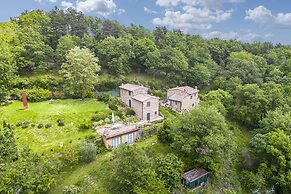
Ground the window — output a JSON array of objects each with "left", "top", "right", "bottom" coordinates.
[
  {"left": 155, "top": 111, "right": 158, "bottom": 115},
  {"left": 112, "top": 137, "right": 121, "bottom": 148},
  {"left": 129, "top": 91, "right": 132, "bottom": 96},
  {"left": 147, "top": 113, "right": 151, "bottom": 121},
  {"left": 126, "top": 133, "right": 134, "bottom": 144},
  {"left": 147, "top": 101, "right": 150, "bottom": 107},
  {"left": 190, "top": 95, "right": 193, "bottom": 99},
  {"left": 192, "top": 103, "right": 195, "bottom": 107}
]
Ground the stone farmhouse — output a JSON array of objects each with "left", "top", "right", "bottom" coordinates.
[
  {"left": 119, "top": 83, "right": 161, "bottom": 122},
  {"left": 166, "top": 86, "right": 200, "bottom": 112}
]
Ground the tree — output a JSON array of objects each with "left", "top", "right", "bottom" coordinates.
[
  {"left": 127, "top": 24, "right": 153, "bottom": 40},
  {"left": 101, "top": 19, "right": 125, "bottom": 38},
  {"left": 226, "top": 51, "right": 265, "bottom": 84},
  {"left": 132, "top": 37, "right": 159, "bottom": 72},
  {"left": 232, "top": 84, "right": 269, "bottom": 128},
  {"left": 48, "top": 7, "right": 69, "bottom": 49},
  {"left": 60, "top": 46, "right": 100, "bottom": 98},
  {"left": 55, "top": 35, "right": 80, "bottom": 65},
  {"left": 166, "top": 106, "right": 230, "bottom": 176},
  {"left": 156, "top": 154, "right": 184, "bottom": 190},
  {"left": 0, "top": 43, "right": 16, "bottom": 100},
  {"left": 202, "top": 89, "right": 233, "bottom": 116},
  {"left": 107, "top": 146, "right": 169, "bottom": 194},
  {"left": 79, "top": 142, "right": 97, "bottom": 163},
  {"left": 97, "top": 36, "right": 133, "bottom": 75},
  {"left": 247, "top": 129, "right": 291, "bottom": 193},
  {"left": 186, "top": 64, "right": 212, "bottom": 87},
  {"left": 17, "top": 26, "right": 54, "bottom": 71},
  {"left": 150, "top": 47, "right": 188, "bottom": 84},
  {"left": 66, "top": 8, "right": 88, "bottom": 38},
  {"left": 0, "top": 123, "right": 18, "bottom": 161},
  {"left": 0, "top": 146, "right": 60, "bottom": 193},
  {"left": 259, "top": 109, "right": 291, "bottom": 134}
]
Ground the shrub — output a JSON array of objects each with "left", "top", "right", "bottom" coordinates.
[
  {"left": 116, "top": 110, "right": 124, "bottom": 119},
  {"left": 57, "top": 118, "right": 65, "bottom": 126},
  {"left": 104, "top": 117, "right": 111, "bottom": 123},
  {"left": 157, "top": 121, "right": 172, "bottom": 143},
  {"left": 16, "top": 122, "right": 22, "bottom": 127},
  {"left": 61, "top": 144, "right": 80, "bottom": 166},
  {"left": 27, "top": 88, "right": 52, "bottom": 102},
  {"left": 79, "top": 120, "right": 92, "bottom": 130},
  {"left": 37, "top": 123, "right": 43, "bottom": 129},
  {"left": 97, "top": 93, "right": 110, "bottom": 103},
  {"left": 12, "top": 77, "right": 29, "bottom": 89},
  {"left": 79, "top": 142, "right": 97, "bottom": 163},
  {"left": 91, "top": 110, "right": 112, "bottom": 122},
  {"left": 31, "top": 123, "right": 36, "bottom": 128},
  {"left": 29, "top": 77, "right": 49, "bottom": 89},
  {"left": 45, "top": 123, "right": 52, "bottom": 128},
  {"left": 94, "top": 75, "right": 121, "bottom": 91},
  {"left": 124, "top": 108, "right": 135, "bottom": 116},
  {"left": 85, "top": 135, "right": 107, "bottom": 154},
  {"left": 9, "top": 89, "right": 22, "bottom": 100},
  {"left": 150, "top": 89, "right": 166, "bottom": 99},
  {"left": 22, "top": 121, "right": 30, "bottom": 129},
  {"left": 62, "top": 185, "right": 81, "bottom": 194},
  {"left": 52, "top": 91, "right": 66, "bottom": 99},
  {"left": 108, "top": 103, "right": 118, "bottom": 111},
  {"left": 10, "top": 88, "right": 52, "bottom": 102}
]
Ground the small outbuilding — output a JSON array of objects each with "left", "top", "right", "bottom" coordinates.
[{"left": 182, "top": 168, "right": 209, "bottom": 190}]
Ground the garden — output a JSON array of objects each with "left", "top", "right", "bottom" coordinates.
[{"left": 0, "top": 99, "right": 107, "bottom": 153}]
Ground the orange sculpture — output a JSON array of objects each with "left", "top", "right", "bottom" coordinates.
[{"left": 22, "top": 88, "right": 29, "bottom": 110}]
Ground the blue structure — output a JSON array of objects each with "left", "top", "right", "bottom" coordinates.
[{"left": 182, "top": 168, "right": 209, "bottom": 190}]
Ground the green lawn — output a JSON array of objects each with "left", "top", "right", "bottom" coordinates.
[{"left": 0, "top": 99, "right": 107, "bottom": 153}]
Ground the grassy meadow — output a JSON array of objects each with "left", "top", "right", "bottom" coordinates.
[{"left": 0, "top": 99, "right": 107, "bottom": 153}]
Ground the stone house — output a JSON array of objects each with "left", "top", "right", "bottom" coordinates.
[
  {"left": 119, "top": 83, "right": 161, "bottom": 122},
  {"left": 167, "top": 86, "right": 199, "bottom": 112},
  {"left": 119, "top": 84, "right": 148, "bottom": 108}
]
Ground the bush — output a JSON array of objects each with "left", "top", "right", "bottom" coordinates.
[
  {"left": 31, "top": 123, "right": 36, "bottom": 128},
  {"left": 94, "top": 75, "right": 121, "bottom": 91},
  {"left": 124, "top": 108, "right": 135, "bottom": 116},
  {"left": 79, "top": 142, "right": 97, "bottom": 163},
  {"left": 22, "top": 123, "right": 29, "bottom": 129},
  {"left": 16, "top": 122, "right": 22, "bottom": 127},
  {"left": 61, "top": 144, "right": 80, "bottom": 166},
  {"left": 62, "top": 185, "right": 81, "bottom": 194},
  {"left": 79, "top": 120, "right": 92, "bottom": 130},
  {"left": 45, "top": 123, "right": 52, "bottom": 128},
  {"left": 97, "top": 93, "right": 110, "bottom": 103},
  {"left": 150, "top": 89, "right": 166, "bottom": 99},
  {"left": 9, "top": 88, "right": 52, "bottom": 102},
  {"left": 57, "top": 118, "right": 65, "bottom": 126},
  {"left": 85, "top": 135, "right": 107, "bottom": 154},
  {"left": 12, "top": 77, "right": 29, "bottom": 89},
  {"left": 37, "top": 123, "right": 43, "bottom": 129},
  {"left": 108, "top": 103, "right": 118, "bottom": 111},
  {"left": 91, "top": 110, "right": 112, "bottom": 122},
  {"left": 27, "top": 89, "right": 52, "bottom": 102},
  {"left": 157, "top": 121, "right": 172, "bottom": 143}
]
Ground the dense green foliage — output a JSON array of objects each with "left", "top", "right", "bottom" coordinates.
[
  {"left": 0, "top": 7, "right": 290, "bottom": 194},
  {"left": 106, "top": 145, "right": 170, "bottom": 194},
  {"left": 0, "top": 123, "right": 60, "bottom": 193}
]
